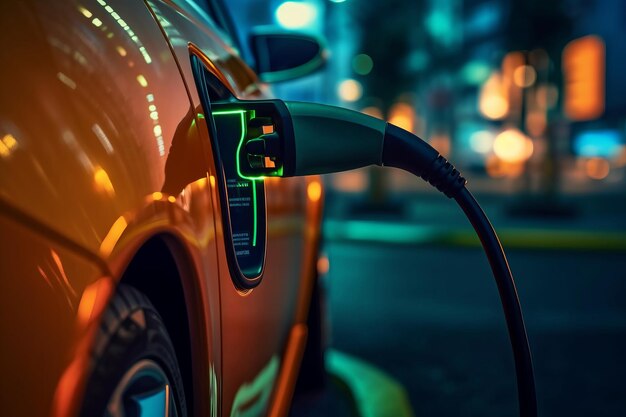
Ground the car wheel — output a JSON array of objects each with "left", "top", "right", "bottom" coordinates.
[{"left": 79, "top": 284, "right": 187, "bottom": 417}]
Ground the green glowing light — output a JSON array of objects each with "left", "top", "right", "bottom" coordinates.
[
  {"left": 352, "top": 53, "right": 373, "bottom": 75},
  {"left": 252, "top": 182, "right": 257, "bottom": 247},
  {"left": 212, "top": 109, "right": 265, "bottom": 181},
  {"left": 212, "top": 110, "right": 247, "bottom": 115},
  {"left": 212, "top": 109, "right": 263, "bottom": 247}
]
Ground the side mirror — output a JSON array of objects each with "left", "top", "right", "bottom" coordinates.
[{"left": 249, "top": 28, "right": 327, "bottom": 83}]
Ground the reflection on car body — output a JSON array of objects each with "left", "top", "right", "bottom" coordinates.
[{"left": 0, "top": 1, "right": 325, "bottom": 416}]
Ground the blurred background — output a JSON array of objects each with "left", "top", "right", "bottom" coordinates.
[{"left": 225, "top": 1, "right": 626, "bottom": 416}]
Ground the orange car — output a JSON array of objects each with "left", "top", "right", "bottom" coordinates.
[{"left": 0, "top": 1, "right": 327, "bottom": 416}]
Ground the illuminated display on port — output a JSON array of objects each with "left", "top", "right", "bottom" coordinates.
[
  {"left": 212, "top": 109, "right": 267, "bottom": 278},
  {"left": 212, "top": 109, "right": 274, "bottom": 181}
]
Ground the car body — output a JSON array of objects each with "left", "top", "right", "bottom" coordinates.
[{"left": 0, "top": 1, "right": 324, "bottom": 416}]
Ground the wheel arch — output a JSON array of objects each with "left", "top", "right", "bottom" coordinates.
[{"left": 119, "top": 232, "right": 209, "bottom": 416}]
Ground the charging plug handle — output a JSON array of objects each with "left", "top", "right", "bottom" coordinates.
[{"left": 284, "top": 101, "right": 387, "bottom": 176}]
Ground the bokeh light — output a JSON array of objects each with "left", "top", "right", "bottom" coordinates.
[
  {"left": 460, "top": 60, "right": 491, "bottom": 85},
  {"left": 317, "top": 255, "right": 330, "bottom": 275},
  {"left": 574, "top": 130, "right": 623, "bottom": 158},
  {"left": 479, "top": 73, "right": 509, "bottom": 120},
  {"left": 493, "top": 128, "right": 534, "bottom": 163},
  {"left": 513, "top": 65, "right": 537, "bottom": 88},
  {"left": 469, "top": 130, "right": 495, "bottom": 154},
  {"left": 337, "top": 79, "right": 363, "bottom": 102},
  {"left": 352, "top": 54, "right": 374, "bottom": 75},
  {"left": 275, "top": 1, "right": 318, "bottom": 29},
  {"left": 563, "top": 35, "right": 605, "bottom": 121},
  {"left": 388, "top": 102, "right": 415, "bottom": 132},
  {"left": 307, "top": 180, "right": 322, "bottom": 202},
  {"left": 585, "top": 157, "right": 610, "bottom": 180}
]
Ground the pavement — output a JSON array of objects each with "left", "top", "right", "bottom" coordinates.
[{"left": 314, "top": 191, "right": 626, "bottom": 417}]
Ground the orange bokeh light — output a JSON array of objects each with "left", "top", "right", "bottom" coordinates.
[
  {"left": 585, "top": 157, "right": 610, "bottom": 180},
  {"left": 317, "top": 255, "right": 330, "bottom": 275},
  {"left": 563, "top": 35, "right": 605, "bottom": 121},
  {"left": 479, "top": 73, "right": 509, "bottom": 120},
  {"left": 306, "top": 180, "right": 322, "bottom": 202},
  {"left": 493, "top": 128, "right": 534, "bottom": 163},
  {"left": 388, "top": 102, "right": 415, "bottom": 132},
  {"left": 338, "top": 79, "right": 363, "bottom": 102}
]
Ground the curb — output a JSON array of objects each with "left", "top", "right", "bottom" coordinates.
[{"left": 324, "top": 219, "right": 626, "bottom": 252}]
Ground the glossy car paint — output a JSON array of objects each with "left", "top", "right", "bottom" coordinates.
[{"left": 0, "top": 1, "right": 323, "bottom": 417}]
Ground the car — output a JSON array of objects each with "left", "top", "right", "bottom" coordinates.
[{"left": 0, "top": 1, "right": 328, "bottom": 416}]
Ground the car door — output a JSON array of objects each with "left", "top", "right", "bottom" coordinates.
[{"left": 143, "top": 1, "right": 312, "bottom": 416}]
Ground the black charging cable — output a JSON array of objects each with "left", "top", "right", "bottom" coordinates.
[
  {"left": 382, "top": 123, "right": 537, "bottom": 417},
  {"left": 209, "top": 97, "right": 537, "bottom": 416}
]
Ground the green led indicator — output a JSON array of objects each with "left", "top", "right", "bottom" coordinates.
[
  {"left": 251, "top": 181, "right": 257, "bottom": 247},
  {"left": 212, "top": 109, "right": 266, "bottom": 181},
  {"left": 212, "top": 109, "right": 262, "bottom": 247}
]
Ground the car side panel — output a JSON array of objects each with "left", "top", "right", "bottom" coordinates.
[
  {"left": 0, "top": 213, "right": 107, "bottom": 417},
  {"left": 0, "top": 1, "right": 221, "bottom": 416},
  {"left": 0, "top": 0, "right": 189, "bottom": 250}
]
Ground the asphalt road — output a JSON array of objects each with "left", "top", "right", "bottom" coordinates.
[{"left": 324, "top": 237, "right": 626, "bottom": 416}]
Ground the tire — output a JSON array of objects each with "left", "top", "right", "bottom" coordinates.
[{"left": 79, "top": 284, "right": 187, "bottom": 417}]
